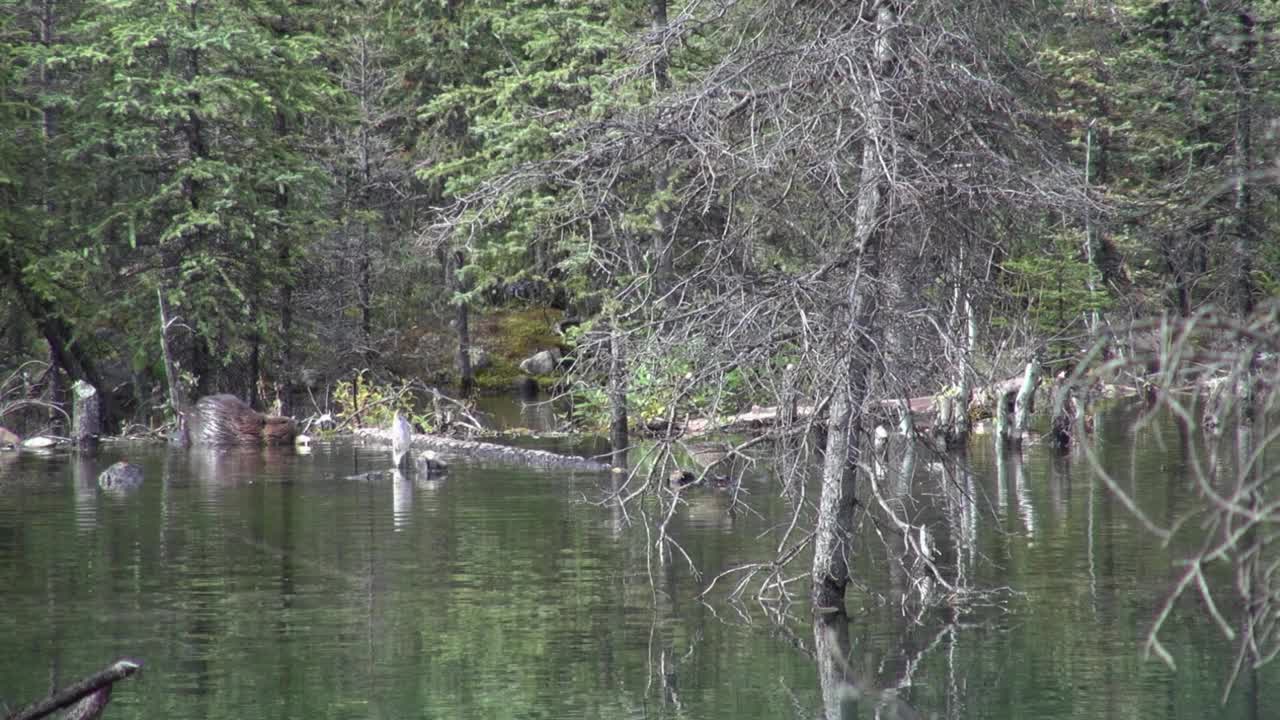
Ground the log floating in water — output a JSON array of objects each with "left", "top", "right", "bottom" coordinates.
[{"left": 357, "top": 427, "right": 609, "bottom": 471}]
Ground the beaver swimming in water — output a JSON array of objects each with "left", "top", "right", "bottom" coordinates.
[
  {"left": 179, "top": 394, "right": 297, "bottom": 446},
  {"left": 98, "top": 461, "right": 144, "bottom": 491}
]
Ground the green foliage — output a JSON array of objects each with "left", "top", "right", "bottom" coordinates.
[
  {"left": 1002, "top": 232, "right": 1113, "bottom": 335},
  {"left": 571, "top": 337, "right": 751, "bottom": 431},
  {"left": 411, "top": 0, "right": 647, "bottom": 313},
  {"left": 332, "top": 370, "right": 433, "bottom": 432}
]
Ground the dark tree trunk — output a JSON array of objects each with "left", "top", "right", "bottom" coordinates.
[
  {"left": 356, "top": 217, "right": 374, "bottom": 365},
  {"left": 1230, "top": 7, "right": 1257, "bottom": 319},
  {"left": 276, "top": 107, "right": 294, "bottom": 414},
  {"left": 454, "top": 251, "right": 474, "bottom": 393},
  {"left": 608, "top": 324, "right": 628, "bottom": 468}
]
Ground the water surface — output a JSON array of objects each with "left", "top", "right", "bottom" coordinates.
[{"left": 0, "top": 407, "right": 1274, "bottom": 718}]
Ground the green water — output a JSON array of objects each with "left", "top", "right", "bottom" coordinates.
[{"left": 0, "top": 407, "right": 1274, "bottom": 719}]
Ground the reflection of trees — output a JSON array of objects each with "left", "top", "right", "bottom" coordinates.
[
  {"left": 814, "top": 611, "right": 923, "bottom": 720},
  {"left": 1082, "top": 306, "right": 1280, "bottom": 699}
]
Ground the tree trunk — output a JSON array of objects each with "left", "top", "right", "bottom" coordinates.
[
  {"left": 1083, "top": 123, "right": 1100, "bottom": 336},
  {"left": 810, "top": 0, "right": 894, "bottom": 614},
  {"left": 157, "top": 289, "right": 188, "bottom": 418},
  {"left": 953, "top": 286, "right": 976, "bottom": 441},
  {"left": 1012, "top": 358, "right": 1041, "bottom": 446},
  {"left": 651, "top": 0, "right": 675, "bottom": 312},
  {"left": 608, "top": 323, "right": 628, "bottom": 469},
  {"left": 359, "top": 224, "right": 374, "bottom": 364},
  {"left": 46, "top": 346, "right": 65, "bottom": 435},
  {"left": 1231, "top": 8, "right": 1256, "bottom": 320},
  {"left": 454, "top": 251, "right": 474, "bottom": 393},
  {"left": 813, "top": 380, "right": 857, "bottom": 611}
]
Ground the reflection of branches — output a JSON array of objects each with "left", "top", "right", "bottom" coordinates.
[{"left": 1079, "top": 301, "right": 1280, "bottom": 700}]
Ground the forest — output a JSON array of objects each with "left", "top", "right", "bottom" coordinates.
[{"left": 3, "top": 0, "right": 1280, "bottom": 687}]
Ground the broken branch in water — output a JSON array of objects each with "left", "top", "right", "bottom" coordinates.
[{"left": 5, "top": 659, "right": 142, "bottom": 720}]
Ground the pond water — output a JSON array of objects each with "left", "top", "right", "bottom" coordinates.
[{"left": 0, "top": 404, "right": 1274, "bottom": 719}]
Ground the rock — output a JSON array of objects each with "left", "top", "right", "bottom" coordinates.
[
  {"left": 518, "top": 348, "right": 562, "bottom": 376},
  {"left": 21, "top": 436, "right": 58, "bottom": 450},
  {"left": 98, "top": 461, "right": 143, "bottom": 491},
  {"left": 414, "top": 450, "right": 449, "bottom": 476},
  {"left": 457, "top": 347, "right": 491, "bottom": 372}
]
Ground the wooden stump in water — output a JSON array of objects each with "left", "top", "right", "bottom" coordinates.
[{"left": 71, "top": 380, "right": 100, "bottom": 450}]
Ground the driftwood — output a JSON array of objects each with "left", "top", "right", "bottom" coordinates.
[
  {"left": 357, "top": 427, "right": 610, "bottom": 471},
  {"left": 5, "top": 659, "right": 141, "bottom": 720}
]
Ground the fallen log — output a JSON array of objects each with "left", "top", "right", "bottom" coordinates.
[
  {"left": 357, "top": 427, "right": 610, "bottom": 471},
  {"left": 680, "top": 404, "right": 817, "bottom": 437}
]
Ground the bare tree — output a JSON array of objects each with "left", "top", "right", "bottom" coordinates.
[{"left": 429, "top": 0, "right": 1085, "bottom": 613}]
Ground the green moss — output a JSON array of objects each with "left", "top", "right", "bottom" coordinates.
[
  {"left": 472, "top": 307, "right": 566, "bottom": 392},
  {"left": 474, "top": 358, "right": 524, "bottom": 391},
  {"left": 485, "top": 307, "right": 565, "bottom": 362}
]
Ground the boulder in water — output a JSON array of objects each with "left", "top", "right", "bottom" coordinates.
[{"left": 518, "top": 348, "right": 562, "bottom": 376}]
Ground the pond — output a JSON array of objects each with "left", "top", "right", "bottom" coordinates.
[{"left": 0, "top": 403, "right": 1274, "bottom": 719}]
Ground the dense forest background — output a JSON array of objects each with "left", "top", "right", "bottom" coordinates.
[{"left": 2, "top": 0, "right": 1277, "bottom": 430}]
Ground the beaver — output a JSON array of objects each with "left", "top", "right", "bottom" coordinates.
[
  {"left": 98, "top": 461, "right": 144, "bottom": 491},
  {"left": 183, "top": 394, "right": 297, "bottom": 446}
]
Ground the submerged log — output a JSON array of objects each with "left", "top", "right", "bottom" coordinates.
[{"left": 357, "top": 427, "right": 609, "bottom": 471}]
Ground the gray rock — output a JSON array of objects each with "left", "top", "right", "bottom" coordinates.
[
  {"left": 457, "top": 347, "right": 491, "bottom": 372},
  {"left": 20, "top": 436, "right": 57, "bottom": 450},
  {"left": 518, "top": 348, "right": 562, "bottom": 376}
]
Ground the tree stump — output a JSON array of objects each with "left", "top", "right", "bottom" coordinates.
[{"left": 71, "top": 380, "right": 101, "bottom": 450}]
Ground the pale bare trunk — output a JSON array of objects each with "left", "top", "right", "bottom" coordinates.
[
  {"left": 810, "top": 1, "right": 895, "bottom": 613},
  {"left": 1011, "top": 359, "right": 1040, "bottom": 447}
]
